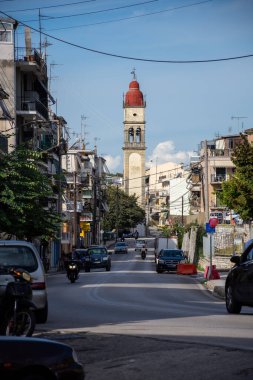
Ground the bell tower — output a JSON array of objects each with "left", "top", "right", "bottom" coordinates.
[{"left": 123, "top": 70, "right": 146, "bottom": 208}]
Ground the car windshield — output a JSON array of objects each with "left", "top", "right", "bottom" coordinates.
[
  {"left": 0, "top": 246, "right": 38, "bottom": 272},
  {"left": 160, "top": 250, "right": 183, "bottom": 258},
  {"left": 137, "top": 240, "right": 145, "bottom": 244},
  {"left": 88, "top": 248, "right": 107, "bottom": 255},
  {"left": 116, "top": 243, "right": 126, "bottom": 247}
]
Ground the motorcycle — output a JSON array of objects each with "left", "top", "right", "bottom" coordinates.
[
  {"left": 141, "top": 248, "right": 147, "bottom": 260},
  {"left": 0, "top": 267, "right": 36, "bottom": 336},
  {"left": 65, "top": 260, "right": 80, "bottom": 283}
]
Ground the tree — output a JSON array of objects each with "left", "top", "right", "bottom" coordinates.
[
  {"left": 102, "top": 185, "right": 145, "bottom": 232},
  {"left": 219, "top": 134, "right": 253, "bottom": 222},
  {"left": 0, "top": 146, "right": 62, "bottom": 241}
]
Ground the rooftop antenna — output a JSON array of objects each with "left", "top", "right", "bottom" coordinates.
[
  {"left": 81, "top": 115, "right": 89, "bottom": 149},
  {"left": 39, "top": 9, "right": 42, "bottom": 56},
  {"left": 231, "top": 116, "right": 247, "bottom": 133},
  {"left": 49, "top": 62, "right": 62, "bottom": 92},
  {"left": 41, "top": 37, "right": 52, "bottom": 62}
]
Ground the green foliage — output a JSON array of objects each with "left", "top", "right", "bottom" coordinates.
[
  {"left": 0, "top": 147, "right": 62, "bottom": 241},
  {"left": 219, "top": 135, "right": 253, "bottom": 221},
  {"left": 102, "top": 185, "right": 145, "bottom": 232}
]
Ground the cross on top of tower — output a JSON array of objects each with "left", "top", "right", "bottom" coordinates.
[{"left": 131, "top": 68, "right": 136, "bottom": 80}]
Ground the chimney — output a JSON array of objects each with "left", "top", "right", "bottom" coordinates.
[{"left": 25, "top": 27, "right": 32, "bottom": 57}]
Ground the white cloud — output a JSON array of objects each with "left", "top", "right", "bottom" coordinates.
[
  {"left": 104, "top": 155, "right": 121, "bottom": 173},
  {"left": 147, "top": 140, "right": 193, "bottom": 167}
]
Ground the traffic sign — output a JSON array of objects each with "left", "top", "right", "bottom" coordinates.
[{"left": 206, "top": 223, "right": 215, "bottom": 233}]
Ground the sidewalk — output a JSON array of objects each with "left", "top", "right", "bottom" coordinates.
[
  {"left": 199, "top": 271, "right": 226, "bottom": 299},
  {"left": 204, "top": 278, "right": 225, "bottom": 298}
]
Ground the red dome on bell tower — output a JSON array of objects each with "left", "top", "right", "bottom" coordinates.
[{"left": 124, "top": 74, "right": 144, "bottom": 107}]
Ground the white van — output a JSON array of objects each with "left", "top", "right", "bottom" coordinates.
[{"left": 0, "top": 240, "right": 48, "bottom": 323}]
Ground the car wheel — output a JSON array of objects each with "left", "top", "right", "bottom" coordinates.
[
  {"left": 156, "top": 268, "right": 163, "bottom": 274},
  {"left": 35, "top": 301, "right": 48, "bottom": 324},
  {"left": 106, "top": 265, "right": 111, "bottom": 271},
  {"left": 226, "top": 285, "right": 242, "bottom": 314}
]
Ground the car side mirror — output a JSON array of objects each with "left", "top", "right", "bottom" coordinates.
[{"left": 230, "top": 255, "right": 240, "bottom": 265}]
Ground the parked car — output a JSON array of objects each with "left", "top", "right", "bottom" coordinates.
[
  {"left": 122, "top": 232, "right": 134, "bottom": 238},
  {"left": 135, "top": 239, "right": 147, "bottom": 251},
  {"left": 85, "top": 246, "right": 111, "bottom": 272},
  {"left": 225, "top": 240, "right": 253, "bottom": 314},
  {"left": 0, "top": 336, "right": 84, "bottom": 379},
  {"left": 156, "top": 249, "right": 186, "bottom": 273},
  {"left": 114, "top": 242, "right": 128, "bottom": 254},
  {"left": 0, "top": 240, "right": 48, "bottom": 324}
]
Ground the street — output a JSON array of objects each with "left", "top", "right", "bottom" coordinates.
[{"left": 36, "top": 239, "right": 253, "bottom": 379}]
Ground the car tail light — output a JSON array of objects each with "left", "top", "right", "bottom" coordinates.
[{"left": 31, "top": 282, "right": 46, "bottom": 290}]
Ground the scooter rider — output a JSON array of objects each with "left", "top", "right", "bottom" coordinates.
[{"left": 141, "top": 246, "right": 147, "bottom": 259}]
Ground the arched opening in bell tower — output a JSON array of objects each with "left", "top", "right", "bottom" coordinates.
[
  {"left": 136, "top": 127, "right": 141, "bottom": 143},
  {"left": 128, "top": 127, "right": 134, "bottom": 143}
]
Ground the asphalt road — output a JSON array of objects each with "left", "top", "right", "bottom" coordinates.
[{"left": 36, "top": 239, "right": 253, "bottom": 379}]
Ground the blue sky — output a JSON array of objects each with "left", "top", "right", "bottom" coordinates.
[{"left": 1, "top": 0, "right": 253, "bottom": 172}]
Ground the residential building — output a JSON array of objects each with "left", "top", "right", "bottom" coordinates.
[
  {"left": 188, "top": 134, "right": 244, "bottom": 223},
  {"left": 145, "top": 162, "right": 188, "bottom": 226},
  {"left": 0, "top": 21, "right": 68, "bottom": 268},
  {"left": 61, "top": 144, "right": 109, "bottom": 252}
]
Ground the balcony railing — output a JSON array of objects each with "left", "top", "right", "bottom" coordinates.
[
  {"left": 15, "top": 47, "right": 47, "bottom": 76},
  {"left": 210, "top": 174, "right": 227, "bottom": 183},
  {"left": 209, "top": 149, "right": 233, "bottom": 157},
  {"left": 17, "top": 97, "right": 48, "bottom": 120}
]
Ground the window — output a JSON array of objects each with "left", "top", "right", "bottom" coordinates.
[{"left": 0, "top": 23, "right": 12, "bottom": 43}]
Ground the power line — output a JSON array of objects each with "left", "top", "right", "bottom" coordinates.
[
  {"left": 1, "top": 11, "right": 252, "bottom": 64},
  {"left": 47, "top": 0, "right": 214, "bottom": 32},
  {"left": 4, "top": 0, "right": 96, "bottom": 13},
  {"left": 21, "top": 0, "right": 159, "bottom": 22}
]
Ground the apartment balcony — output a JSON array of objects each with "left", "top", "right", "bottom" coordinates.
[
  {"left": 82, "top": 189, "right": 92, "bottom": 199},
  {"left": 209, "top": 149, "right": 233, "bottom": 157},
  {"left": 65, "top": 201, "right": 84, "bottom": 213},
  {"left": 210, "top": 174, "right": 228, "bottom": 183},
  {"left": 16, "top": 96, "right": 48, "bottom": 121},
  {"left": 15, "top": 47, "right": 47, "bottom": 77}
]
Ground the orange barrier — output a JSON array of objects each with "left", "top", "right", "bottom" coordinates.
[
  {"left": 204, "top": 265, "right": 220, "bottom": 279},
  {"left": 177, "top": 263, "right": 197, "bottom": 275}
]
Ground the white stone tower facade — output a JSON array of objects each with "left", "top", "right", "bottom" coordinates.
[{"left": 123, "top": 72, "right": 146, "bottom": 208}]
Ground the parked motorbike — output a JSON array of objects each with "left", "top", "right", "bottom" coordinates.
[
  {"left": 65, "top": 260, "right": 80, "bottom": 283},
  {"left": 0, "top": 267, "right": 36, "bottom": 336},
  {"left": 141, "top": 248, "right": 147, "bottom": 260}
]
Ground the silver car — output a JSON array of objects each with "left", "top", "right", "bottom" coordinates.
[{"left": 0, "top": 240, "right": 48, "bottom": 323}]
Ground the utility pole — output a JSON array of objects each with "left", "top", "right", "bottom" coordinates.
[
  {"left": 204, "top": 140, "right": 209, "bottom": 222},
  {"left": 116, "top": 185, "right": 120, "bottom": 241},
  {"left": 181, "top": 195, "right": 184, "bottom": 225},
  {"left": 73, "top": 171, "right": 77, "bottom": 248}
]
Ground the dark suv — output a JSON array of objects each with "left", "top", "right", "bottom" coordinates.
[
  {"left": 225, "top": 240, "right": 253, "bottom": 314},
  {"left": 156, "top": 249, "right": 185, "bottom": 273},
  {"left": 85, "top": 246, "right": 111, "bottom": 272}
]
